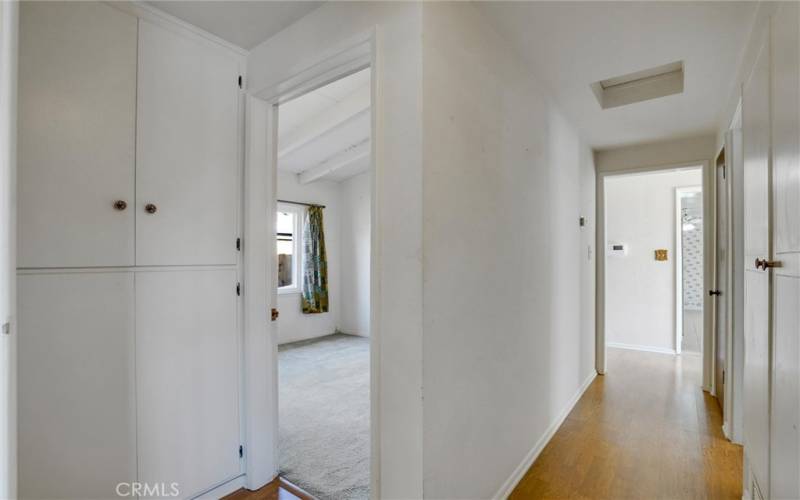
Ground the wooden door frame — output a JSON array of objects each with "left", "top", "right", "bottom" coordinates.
[
  {"left": 596, "top": 161, "right": 709, "bottom": 382},
  {"left": 723, "top": 102, "right": 744, "bottom": 444},
  {"left": 242, "top": 34, "right": 379, "bottom": 495}
]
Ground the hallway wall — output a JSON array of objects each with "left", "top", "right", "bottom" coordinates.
[
  {"left": 339, "top": 171, "right": 371, "bottom": 337},
  {"left": 421, "top": 3, "right": 596, "bottom": 498},
  {"left": 605, "top": 169, "right": 702, "bottom": 353},
  {"left": 594, "top": 135, "right": 716, "bottom": 173}
]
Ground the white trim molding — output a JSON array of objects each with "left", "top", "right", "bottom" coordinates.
[
  {"left": 493, "top": 371, "right": 598, "bottom": 500},
  {"left": 607, "top": 342, "right": 677, "bottom": 355}
]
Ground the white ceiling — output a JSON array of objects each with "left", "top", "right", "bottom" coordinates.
[
  {"left": 147, "top": 1, "right": 322, "bottom": 50},
  {"left": 278, "top": 68, "right": 371, "bottom": 183},
  {"left": 477, "top": 1, "right": 758, "bottom": 149}
]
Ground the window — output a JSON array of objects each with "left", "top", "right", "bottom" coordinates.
[{"left": 277, "top": 205, "right": 301, "bottom": 293}]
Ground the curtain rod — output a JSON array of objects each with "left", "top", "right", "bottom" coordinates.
[{"left": 277, "top": 199, "right": 326, "bottom": 209}]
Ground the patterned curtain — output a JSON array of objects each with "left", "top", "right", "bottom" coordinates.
[{"left": 301, "top": 206, "right": 329, "bottom": 314}]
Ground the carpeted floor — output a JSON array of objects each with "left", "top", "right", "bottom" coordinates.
[{"left": 279, "top": 334, "right": 370, "bottom": 500}]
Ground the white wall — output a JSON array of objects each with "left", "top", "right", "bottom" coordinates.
[
  {"left": 0, "top": 1, "right": 18, "bottom": 497},
  {"left": 276, "top": 171, "right": 341, "bottom": 344},
  {"left": 594, "top": 135, "right": 716, "bottom": 173},
  {"left": 420, "top": 3, "right": 595, "bottom": 498},
  {"left": 248, "top": 4, "right": 424, "bottom": 496},
  {"left": 340, "top": 171, "right": 370, "bottom": 337},
  {"left": 605, "top": 169, "right": 702, "bottom": 352}
]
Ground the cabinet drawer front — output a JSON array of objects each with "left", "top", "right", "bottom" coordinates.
[
  {"left": 18, "top": 2, "right": 136, "bottom": 268},
  {"left": 136, "top": 20, "right": 240, "bottom": 266}
]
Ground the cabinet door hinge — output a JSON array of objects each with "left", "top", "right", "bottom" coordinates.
[
  {"left": 238, "top": 75, "right": 243, "bottom": 89},
  {"left": 236, "top": 237, "right": 241, "bottom": 251},
  {"left": 236, "top": 282, "right": 241, "bottom": 296},
  {"left": 239, "top": 445, "right": 243, "bottom": 458}
]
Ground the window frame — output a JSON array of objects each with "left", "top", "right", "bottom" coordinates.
[{"left": 276, "top": 203, "right": 303, "bottom": 295}]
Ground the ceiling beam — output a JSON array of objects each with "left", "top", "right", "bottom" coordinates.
[
  {"left": 298, "top": 138, "right": 370, "bottom": 184},
  {"left": 278, "top": 87, "right": 370, "bottom": 158}
]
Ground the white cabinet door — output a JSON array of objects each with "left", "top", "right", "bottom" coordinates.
[
  {"left": 18, "top": 272, "right": 136, "bottom": 499},
  {"left": 18, "top": 2, "right": 137, "bottom": 268},
  {"left": 136, "top": 21, "right": 240, "bottom": 266},
  {"left": 769, "top": 4, "right": 800, "bottom": 498},
  {"left": 136, "top": 269, "right": 241, "bottom": 498},
  {"left": 742, "top": 29, "right": 772, "bottom": 500}
]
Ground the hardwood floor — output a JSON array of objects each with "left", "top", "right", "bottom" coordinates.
[
  {"left": 511, "top": 347, "right": 743, "bottom": 499},
  {"left": 224, "top": 477, "right": 316, "bottom": 500}
]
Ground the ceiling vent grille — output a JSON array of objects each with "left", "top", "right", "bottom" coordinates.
[{"left": 591, "top": 61, "right": 684, "bottom": 109}]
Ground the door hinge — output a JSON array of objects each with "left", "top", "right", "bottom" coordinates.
[
  {"left": 236, "top": 237, "right": 241, "bottom": 251},
  {"left": 238, "top": 75, "right": 243, "bottom": 89},
  {"left": 239, "top": 445, "right": 243, "bottom": 458},
  {"left": 722, "top": 370, "right": 725, "bottom": 385},
  {"left": 236, "top": 282, "right": 241, "bottom": 296}
]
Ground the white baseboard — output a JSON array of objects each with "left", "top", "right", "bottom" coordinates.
[
  {"left": 607, "top": 342, "right": 676, "bottom": 355},
  {"left": 492, "top": 370, "right": 598, "bottom": 500},
  {"left": 194, "top": 474, "right": 246, "bottom": 499}
]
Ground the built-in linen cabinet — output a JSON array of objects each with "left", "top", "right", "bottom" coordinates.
[
  {"left": 136, "top": 20, "right": 240, "bottom": 266},
  {"left": 18, "top": 271, "right": 137, "bottom": 499},
  {"left": 18, "top": 3, "right": 243, "bottom": 499},
  {"left": 19, "top": 8, "right": 240, "bottom": 269},
  {"left": 18, "top": 1, "right": 138, "bottom": 268}
]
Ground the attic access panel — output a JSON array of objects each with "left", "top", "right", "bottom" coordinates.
[{"left": 591, "top": 61, "right": 684, "bottom": 109}]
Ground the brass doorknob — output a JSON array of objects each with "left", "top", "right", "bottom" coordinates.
[
  {"left": 144, "top": 203, "right": 157, "bottom": 214},
  {"left": 113, "top": 200, "right": 128, "bottom": 211},
  {"left": 271, "top": 308, "right": 279, "bottom": 321},
  {"left": 755, "top": 258, "right": 782, "bottom": 270}
]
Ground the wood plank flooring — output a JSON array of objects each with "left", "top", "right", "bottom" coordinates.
[
  {"left": 511, "top": 348, "right": 742, "bottom": 499},
  {"left": 224, "top": 477, "right": 315, "bottom": 500}
]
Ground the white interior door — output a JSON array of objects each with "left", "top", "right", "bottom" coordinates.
[
  {"left": 742, "top": 27, "right": 771, "bottom": 499},
  {"left": 136, "top": 20, "right": 240, "bottom": 266},
  {"left": 715, "top": 158, "right": 729, "bottom": 411},
  {"left": 17, "top": 2, "right": 137, "bottom": 268},
  {"left": 136, "top": 269, "right": 241, "bottom": 498},
  {"left": 18, "top": 272, "right": 136, "bottom": 499},
  {"left": 242, "top": 96, "right": 280, "bottom": 489},
  {"left": 769, "top": 4, "right": 800, "bottom": 498}
]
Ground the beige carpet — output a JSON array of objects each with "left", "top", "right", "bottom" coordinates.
[{"left": 279, "top": 334, "right": 370, "bottom": 500}]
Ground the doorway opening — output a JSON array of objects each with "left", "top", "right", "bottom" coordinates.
[
  {"left": 676, "top": 186, "right": 704, "bottom": 356},
  {"left": 603, "top": 167, "right": 704, "bottom": 369},
  {"left": 274, "top": 67, "right": 372, "bottom": 500}
]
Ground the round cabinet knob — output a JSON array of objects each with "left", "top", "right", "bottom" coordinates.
[
  {"left": 144, "top": 203, "right": 158, "bottom": 214},
  {"left": 113, "top": 200, "right": 128, "bottom": 211}
]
